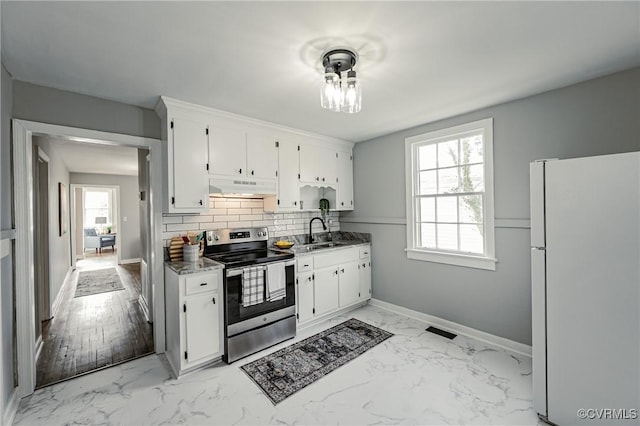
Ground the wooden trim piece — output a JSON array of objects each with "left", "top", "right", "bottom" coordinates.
[
  {"left": 341, "top": 216, "right": 531, "bottom": 229},
  {"left": 0, "top": 229, "right": 16, "bottom": 240},
  {"left": 13, "top": 119, "right": 37, "bottom": 396}
]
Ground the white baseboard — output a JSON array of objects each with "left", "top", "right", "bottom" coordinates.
[
  {"left": 2, "top": 387, "right": 19, "bottom": 426},
  {"left": 138, "top": 295, "right": 151, "bottom": 323},
  {"left": 51, "top": 267, "right": 73, "bottom": 318},
  {"left": 369, "top": 298, "right": 532, "bottom": 357},
  {"left": 120, "top": 257, "right": 141, "bottom": 265}
]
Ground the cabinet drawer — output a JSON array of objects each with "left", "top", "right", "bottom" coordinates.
[
  {"left": 359, "top": 246, "right": 371, "bottom": 259},
  {"left": 297, "top": 256, "right": 314, "bottom": 272},
  {"left": 185, "top": 272, "right": 220, "bottom": 296},
  {"left": 314, "top": 247, "right": 358, "bottom": 269}
]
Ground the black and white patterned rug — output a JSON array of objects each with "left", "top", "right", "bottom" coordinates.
[{"left": 241, "top": 318, "right": 393, "bottom": 404}]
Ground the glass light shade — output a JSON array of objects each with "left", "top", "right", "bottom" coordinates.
[
  {"left": 341, "top": 75, "right": 361, "bottom": 114},
  {"left": 320, "top": 72, "right": 341, "bottom": 112}
]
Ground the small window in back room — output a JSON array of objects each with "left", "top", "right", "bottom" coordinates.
[
  {"left": 84, "top": 189, "right": 112, "bottom": 233},
  {"left": 404, "top": 118, "right": 496, "bottom": 270}
]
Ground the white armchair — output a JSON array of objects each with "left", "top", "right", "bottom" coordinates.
[{"left": 84, "top": 228, "right": 100, "bottom": 252}]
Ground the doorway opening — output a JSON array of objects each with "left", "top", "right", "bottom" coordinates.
[
  {"left": 30, "top": 135, "right": 154, "bottom": 388},
  {"left": 33, "top": 147, "right": 52, "bottom": 359},
  {"left": 13, "top": 119, "right": 164, "bottom": 398}
]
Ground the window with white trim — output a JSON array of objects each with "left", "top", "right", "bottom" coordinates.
[
  {"left": 405, "top": 118, "right": 496, "bottom": 270},
  {"left": 84, "top": 189, "right": 112, "bottom": 230}
]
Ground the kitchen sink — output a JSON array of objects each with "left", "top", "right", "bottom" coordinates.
[{"left": 294, "top": 241, "right": 352, "bottom": 252}]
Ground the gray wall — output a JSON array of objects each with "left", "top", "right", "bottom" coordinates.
[
  {"left": 342, "top": 67, "right": 640, "bottom": 345},
  {"left": 12, "top": 80, "right": 160, "bottom": 139},
  {"left": 33, "top": 137, "right": 72, "bottom": 307},
  {"left": 70, "top": 173, "right": 141, "bottom": 261},
  {"left": 1, "top": 63, "right": 16, "bottom": 411}
]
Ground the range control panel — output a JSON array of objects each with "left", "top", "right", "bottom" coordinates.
[{"left": 206, "top": 227, "right": 269, "bottom": 245}]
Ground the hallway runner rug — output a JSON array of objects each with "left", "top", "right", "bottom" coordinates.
[
  {"left": 75, "top": 268, "right": 125, "bottom": 297},
  {"left": 240, "top": 318, "right": 393, "bottom": 404}
]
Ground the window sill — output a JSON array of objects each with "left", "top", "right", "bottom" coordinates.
[{"left": 405, "top": 248, "right": 497, "bottom": 271}]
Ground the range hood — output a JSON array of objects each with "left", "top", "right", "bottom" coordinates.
[{"left": 209, "top": 176, "right": 276, "bottom": 196}]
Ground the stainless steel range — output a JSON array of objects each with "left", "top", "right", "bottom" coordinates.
[{"left": 203, "top": 227, "right": 296, "bottom": 363}]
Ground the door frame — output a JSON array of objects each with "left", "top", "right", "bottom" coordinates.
[
  {"left": 12, "top": 119, "right": 165, "bottom": 398},
  {"left": 33, "top": 147, "right": 51, "bottom": 348},
  {"left": 70, "top": 184, "right": 122, "bottom": 268}
]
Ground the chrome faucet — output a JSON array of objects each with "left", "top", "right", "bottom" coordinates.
[{"left": 308, "top": 217, "right": 327, "bottom": 244}]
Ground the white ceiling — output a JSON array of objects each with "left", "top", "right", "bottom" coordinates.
[
  {"left": 45, "top": 137, "right": 140, "bottom": 176},
  {"left": 3, "top": 2, "right": 639, "bottom": 142}
]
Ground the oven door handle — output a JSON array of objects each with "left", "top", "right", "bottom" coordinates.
[{"left": 226, "top": 260, "right": 295, "bottom": 277}]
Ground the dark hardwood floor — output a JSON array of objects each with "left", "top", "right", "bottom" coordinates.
[{"left": 36, "top": 255, "right": 153, "bottom": 388}]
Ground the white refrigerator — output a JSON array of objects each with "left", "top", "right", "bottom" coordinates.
[{"left": 530, "top": 152, "right": 640, "bottom": 425}]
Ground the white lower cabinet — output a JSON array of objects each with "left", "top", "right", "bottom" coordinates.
[
  {"left": 314, "top": 266, "right": 340, "bottom": 316},
  {"left": 296, "top": 244, "right": 371, "bottom": 325},
  {"left": 297, "top": 270, "right": 314, "bottom": 323},
  {"left": 338, "top": 261, "right": 359, "bottom": 307},
  {"left": 165, "top": 267, "right": 223, "bottom": 377},
  {"left": 184, "top": 292, "right": 220, "bottom": 364},
  {"left": 358, "top": 254, "right": 372, "bottom": 302}
]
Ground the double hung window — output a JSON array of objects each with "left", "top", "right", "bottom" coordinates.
[{"left": 405, "top": 118, "right": 496, "bottom": 270}]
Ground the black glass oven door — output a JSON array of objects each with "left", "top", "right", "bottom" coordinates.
[{"left": 224, "top": 261, "right": 295, "bottom": 327}]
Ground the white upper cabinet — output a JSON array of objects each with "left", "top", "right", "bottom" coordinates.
[
  {"left": 299, "top": 143, "right": 338, "bottom": 186},
  {"left": 209, "top": 119, "right": 247, "bottom": 177},
  {"left": 337, "top": 150, "right": 354, "bottom": 210},
  {"left": 157, "top": 97, "right": 353, "bottom": 213},
  {"left": 172, "top": 117, "right": 210, "bottom": 210},
  {"left": 246, "top": 128, "right": 278, "bottom": 179},
  {"left": 275, "top": 135, "right": 300, "bottom": 210},
  {"left": 209, "top": 120, "right": 277, "bottom": 180},
  {"left": 156, "top": 97, "right": 210, "bottom": 213}
]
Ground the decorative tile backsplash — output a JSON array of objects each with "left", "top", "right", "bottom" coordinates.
[{"left": 162, "top": 196, "right": 340, "bottom": 246}]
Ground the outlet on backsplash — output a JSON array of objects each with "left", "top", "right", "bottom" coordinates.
[{"left": 162, "top": 196, "right": 340, "bottom": 247}]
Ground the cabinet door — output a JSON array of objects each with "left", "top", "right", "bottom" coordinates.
[
  {"left": 277, "top": 137, "right": 300, "bottom": 210},
  {"left": 298, "top": 143, "right": 319, "bottom": 183},
  {"left": 300, "top": 143, "right": 338, "bottom": 186},
  {"left": 314, "top": 267, "right": 339, "bottom": 316},
  {"left": 323, "top": 149, "right": 338, "bottom": 186},
  {"left": 297, "top": 271, "right": 314, "bottom": 323},
  {"left": 247, "top": 128, "right": 277, "bottom": 179},
  {"left": 209, "top": 120, "right": 247, "bottom": 177},
  {"left": 338, "top": 261, "right": 360, "bottom": 307},
  {"left": 359, "top": 259, "right": 372, "bottom": 301},
  {"left": 337, "top": 151, "right": 354, "bottom": 210},
  {"left": 184, "top": 292, "right": 220, "bottom": 364},
  {"left": 171, "top": 117, "right": 209, "bottom": 210}
]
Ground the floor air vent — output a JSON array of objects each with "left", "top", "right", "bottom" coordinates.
[{"left": 426, "top": 326, "right": 457, "bottom": 340}]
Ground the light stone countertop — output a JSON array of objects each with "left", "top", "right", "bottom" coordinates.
[
  {"left": 275, "top": 240, "right": 371, "bottom": 256},
  {"left": 164, "top": 257, "right": 224, "bottom": 275}
]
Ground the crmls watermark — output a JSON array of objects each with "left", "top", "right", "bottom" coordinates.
[{"left": 577, "top": 408, "right": 638, "bottom": 420}]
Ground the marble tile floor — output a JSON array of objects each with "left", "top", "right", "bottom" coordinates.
[{"left": 14, "top": 304, "right": 543, "bottom": 425}]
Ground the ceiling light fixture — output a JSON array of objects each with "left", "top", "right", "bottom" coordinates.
[{"left": 320, "top": 48, "right": 361, "bottom": 114}]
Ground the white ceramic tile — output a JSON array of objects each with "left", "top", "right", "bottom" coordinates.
[{"left": 15, "top": 305, "right": 539, "bottom": 426}]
